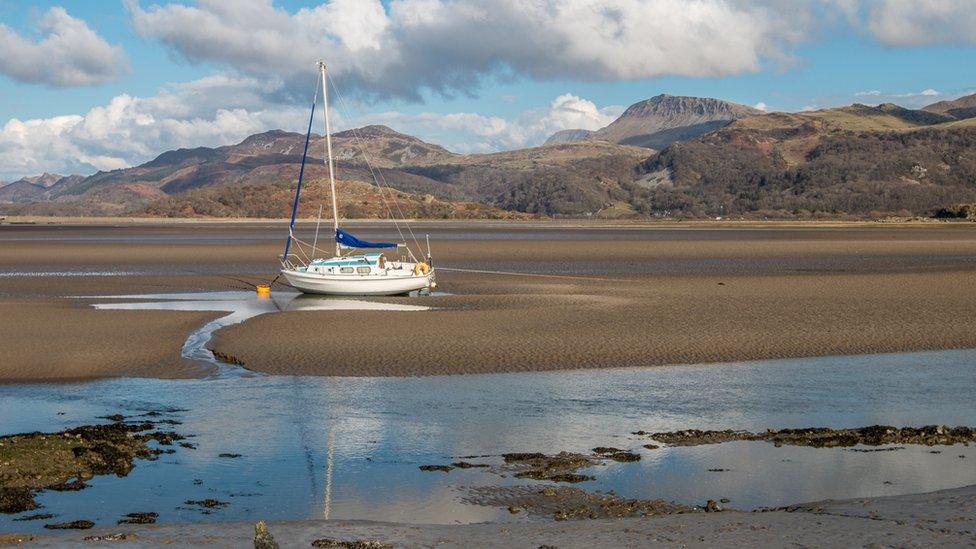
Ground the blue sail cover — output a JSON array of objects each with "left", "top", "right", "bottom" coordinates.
[{"left": 336, "top": 228, "right": 397, "bottom": 249}]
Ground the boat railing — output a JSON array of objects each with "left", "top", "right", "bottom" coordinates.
[{"left": 280, "top": 254, "right": 307, "bottom": 270}]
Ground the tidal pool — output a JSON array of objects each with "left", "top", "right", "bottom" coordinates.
[{"left": 1, "top": 348, "right": 975, "bottom": 532}]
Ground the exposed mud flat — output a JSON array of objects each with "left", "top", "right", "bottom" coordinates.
[
  {"left": 639, "top": 425, "right": 976, "bottom": 448},
  {"left": 420, "top": 448, "right": 643, "bottom": 484},
  {"left": 463, "top": 485, "right": 699, "bottom": 520},
  {"left": 4, "top": 223, "right": 976, "bottom": 380}
]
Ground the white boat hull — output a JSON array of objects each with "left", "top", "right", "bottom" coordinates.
[{"left": 281, "top": 268, "right": 433, "bottom": 296}]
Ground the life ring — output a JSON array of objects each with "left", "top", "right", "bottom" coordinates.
[{"left": 413, "top": 262, "right": 430, "bottom": 275}]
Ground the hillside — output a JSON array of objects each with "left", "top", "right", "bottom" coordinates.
[
  {"left": 0, "top": 126, "right": 474, "bottom": 217},
  {"left": 0, "top": 174, "right": 85, "bottom": 203},
  {"left": 402, "top": 141, "right": 650, "bottom": 216},
  {"left": 140, "top": 178, "right": 529, "bottom": 220},
  {"left": 544, "top": 95, "right": 761, "bottom": 149},
  {"left": 923, "top": 92, "right": 976, "bottom": 120},
  {"left": 632, "top": 101, "right": 976, "bottom": 218}
]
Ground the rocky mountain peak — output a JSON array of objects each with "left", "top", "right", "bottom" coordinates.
[
  {"left": 545, "top": 94, "right": 763, "bottom": 149},
  {"left": 619, "top": 94, "right": 761, "bottom": 120},
  {"left": 21, "top": 173, "right": 64, "bottom": 188}
]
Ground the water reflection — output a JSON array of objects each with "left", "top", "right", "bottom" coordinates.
[{"left": 1, "top": 348, "right": 975, "bottom": 532}]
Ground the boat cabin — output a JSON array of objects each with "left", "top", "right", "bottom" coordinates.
[{"left": 305, "top": 253, "right": 397, "bottom": 276}]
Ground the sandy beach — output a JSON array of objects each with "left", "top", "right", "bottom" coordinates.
[{"left": 2, "top": 221, "right": 976, "bottom": 380}]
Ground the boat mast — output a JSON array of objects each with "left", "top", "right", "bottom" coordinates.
[{"left": 319, "top": 61, "right": 341, "bottom": 257}]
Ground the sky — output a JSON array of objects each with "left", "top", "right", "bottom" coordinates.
[{"left": 1, "top": 0, "right": 975, "bottom": 181}]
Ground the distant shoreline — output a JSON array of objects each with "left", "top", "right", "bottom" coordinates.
[{"left": 1, "top": 214, "right": 972, "bottom": 228}]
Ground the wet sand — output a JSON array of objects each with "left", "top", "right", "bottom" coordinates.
[
  {"left": 214, "top": 269, "right": 976, "bottom": 376},
  {"left": 2, "top": 222, "right": 976, "bottom": 380},
  {"left": 0, "top": 298, "right": 221, "bottom": 383},
  {"left": 19, "top": 484, "right": 976, "bottom": 547}
]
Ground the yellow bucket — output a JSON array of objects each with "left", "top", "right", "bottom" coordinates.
[{"left": 255, "top": 284, "right": 271, "bottom": 295}]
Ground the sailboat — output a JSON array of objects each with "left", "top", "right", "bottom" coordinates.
[{"left": 280, "top": 61, "right": 435, "bottom": 296}]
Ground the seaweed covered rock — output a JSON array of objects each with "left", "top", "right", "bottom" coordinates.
[{"left": 0, "top": 419, "right": 186, "bottom": 513}]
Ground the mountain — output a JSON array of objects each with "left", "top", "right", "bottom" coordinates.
[
  {"left": 26, "top": 126, "right": 455, "bottom": 204},
  {"left": 0, "top": 174, "right": 85, "bottom": 203},
  {"left": 22, "top": 173, "right": 65, "bottom": 188},
  {"left": 543, "top": 129, "right": 594, "bottom": 145},
  {"left": 545, "top": 95, "right": 762, "bottom": 149},
  {"left": 6, "top": 97, "right": 976, "bottom": 220},
  {"left": 227, "top": 126, "right": 455, "bottom": 168},
  {"left": 923, "top": 92, "right": 976, "bottom": 121},
  {"left": 1, "top": 121, "right": 651, "bottom": 218},
  {"left": 0, "top": 180, "right": 47, "bottom": 202},
  {"left": 0, "top": 126, "right": 530, "bottom": 218},
  {"left": 632, "top": 103, "right": 976, "bottom": 218}
]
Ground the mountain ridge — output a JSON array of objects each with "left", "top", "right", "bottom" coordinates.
[
  {"left": 4, "top": 95, "right": 976, "bottom": 219},
  {"left": 922, "top": 92, "right": 976, "bottom": 121}
]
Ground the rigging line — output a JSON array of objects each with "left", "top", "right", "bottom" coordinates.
[
  {"left": 289, "top": 234, "right": 342, "bottom": 259},
  {"left": 326, "top": 78, "right": 411, "bottom": 250},
  {"left": 293, "top": 235, "right": 312, "bottom": 265},
  {"left": 435, "top": 267, "right": 633, "bottom": 283},
  {"left": 311, "top": 203, "right": 324, "bottom": 259},
  {"left": 327, "top": 76, "right": 424, "bottom": 260},
  {"left": 371, "top": 163, "right": 424, "bottom": 257},
  {"left": 323, "top": 77, "right": 405, "bottom": 246},
  {"left": 283, "top": 75, "right": 320, "bottom": 261},
  {"left": 326, "top": 119, "right": 415, "bottom": 258}
]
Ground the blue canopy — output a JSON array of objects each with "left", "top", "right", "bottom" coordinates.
[{"left": 336, "top": 228, "right": 397, "bottom": 249}]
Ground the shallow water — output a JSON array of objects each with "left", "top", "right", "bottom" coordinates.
[
  {"left": 85, "top": 291, "right": 431, "bottom": 377},
  {"left": 1, "top": 348, "right": 975, "bottom": 532}
]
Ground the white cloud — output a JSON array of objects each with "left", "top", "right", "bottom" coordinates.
[
  {"left": 0, "top": 74, "right": 619, "bottom": 179},
  {"left": 806, "top": 87, "right": 970, "bottom": 112},
  {"left": 0, "top": 76, "right": 307, "bottom": 180},
  {"left": 126, "top": 0, "right": 811, "bottom": 100},
  {"left": 862, "top": 0, "right": 976, "bottom": 46},
  {"left": 357, "top": 93, "right": 622, "bottom": 152},
  {"left": 754, "top": 102, "right": 768, "bottom": 111},
  {"left": 0, "top": 7, "right": 128, "bottom": 87},
  {"left": 848, "top": 88, "right": 951, "bottom": 108},
  {"left": 891, "top": 88, "right": 943, "bottom": 99}
]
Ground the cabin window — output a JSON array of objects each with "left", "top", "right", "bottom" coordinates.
[
  {"left": 340, "top": 267, "right": 354, "bottom": 274},
  {"left": 356, "top": 266, "right": 371, "bottom": 275}
]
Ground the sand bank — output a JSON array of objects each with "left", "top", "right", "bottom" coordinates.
[
  {"left": 0, "top": 298, "right": 221, "bottom": 383},
  {"left": 2, "top": 223, "right": 976, "bottom": 381},
  {"left": 212, "top": 268, "right": 976, "bottom": 376}
]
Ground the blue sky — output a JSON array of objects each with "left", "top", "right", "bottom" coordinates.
[{"left": 1, "top": 0, "right": 975, "bottom": 180}]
